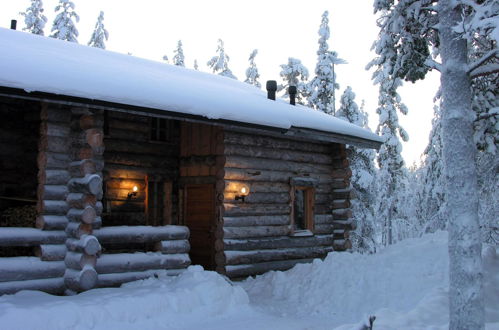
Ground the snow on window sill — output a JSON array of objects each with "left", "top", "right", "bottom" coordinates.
[{"left": 290, "top": 229, "right": 314, "bottom": 237}]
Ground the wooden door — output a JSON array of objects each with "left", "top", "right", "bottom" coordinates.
[{"left": 184, "top": 184, "right": 216, "bottom": 270}]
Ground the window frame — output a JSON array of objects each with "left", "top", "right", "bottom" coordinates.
[{"left": 290, "top": 184, "right": 315, "bottom": 235}]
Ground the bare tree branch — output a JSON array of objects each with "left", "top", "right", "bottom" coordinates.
[
  {"left": 470, "top": 63, "right": 499, "bottom": 79},
  {"left": 425, "top": 58, "right": 443, "bottom": 72}
]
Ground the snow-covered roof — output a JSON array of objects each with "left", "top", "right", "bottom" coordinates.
[{"left": 0, "top": 28, "right": 382, "bottom": 145}]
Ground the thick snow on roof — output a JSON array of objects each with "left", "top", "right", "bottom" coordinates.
[{"left": 0, "top": 28, "right": 382, "bottom": 143}]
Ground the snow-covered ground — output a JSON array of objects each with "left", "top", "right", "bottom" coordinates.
[{"left": 1, "top": 231, "right": 498, "bottom": 330}]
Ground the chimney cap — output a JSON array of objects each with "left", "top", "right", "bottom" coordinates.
[
  {"left": 266, "top": 80, "right": 277, "bottom": 92},
  {"left": 288, "top": 86, "right": 297, "bottom": 95},
  {"left": 10, "top": 20, "right": 17, "bottom": 30}
]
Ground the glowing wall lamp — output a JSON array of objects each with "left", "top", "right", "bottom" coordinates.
[
  {"left": 127, "top": 185, "right": 138, "bottom": 199},
  {"left": 235, "top": 184, "right": 250, "bottom": 202}
]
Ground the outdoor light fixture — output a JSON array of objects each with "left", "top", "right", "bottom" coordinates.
[
  {"left": 127, "top": 185, "right": 138, "bottom": 198},
  {"left": 235, "top": 184, "right": 250, "bottom": 202}
]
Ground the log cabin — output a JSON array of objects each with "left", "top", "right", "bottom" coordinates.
[{"left": 0, "top": 27, "right": 382, "bottom": 295}]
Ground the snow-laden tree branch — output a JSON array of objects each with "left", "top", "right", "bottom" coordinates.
[{"left": 467, "top": 49, "right": 499, "bottom": 75}]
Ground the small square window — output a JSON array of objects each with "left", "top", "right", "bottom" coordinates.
[{"left": 150, "top": 117, "right": 173, "bottom": 142}]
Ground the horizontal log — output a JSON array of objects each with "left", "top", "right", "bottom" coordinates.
[
  {"left": 35, "top": 244, "right": 67, "bottom": 261},
  {"left": 66, "top": 193, "right": 100, "bottom": 209},
  {"left": 223, "top": 234, "right": 334, "bottom": 251},
  {"left": 225, "top": 258, "right": 315, "bottom": 278},
  {"left": 0, "top": 228, "right": 66, "bottom": 246},
  {"left": 40, "top": 104, "right": 71, "bottom": 123},
  {"left": 95, "top": 253, "right": 190, "bottom": 274},
  {"left": 69, "top": 159, "right": 104, "bottom": 177},
  {"left": 223, "top": 131, "right": 331, "bottom": 154},
  {"left": 79, "top": 113, "right": 104, "bottom": 130},
  {"left": 331, "top": 157, "right": 350, "bottom": 169},
  {"left": 314, "top": 224, "right": 334, "bottom": 235},
  {"left": 223, "top": 192, "right": 290, "bottom": 204},
  {"left": 223, "top": 225, "right": 290, "bottom": 239},
  {"left": 105, "top": 139, "right": 175, "bottom": 156},
  {"left": 333, "top": 238, "right": 352, "bottom": 251},
  {"left": 67, "top": 206, "right": 97, "bottom": 224},
  {"left": 224, "top": 155, "right": 333, "bottom": 174},
  {"left": 332, "top": 199, "right": 351, "bottom": 209},
  {"left": 65, "top": 251, "right": 97, "bottom": 270},
  {"left": 65, "top": 222, "right": 93, "bottom": 238},
  {"left": 0, "top": 257, "right": 64, "bottom": 282},
  {"left": 38, "top": 151, "right": 70, "bottom": 169},
  {"left": 38, "top": 200, "right": 68, "bottom": 215},
  {"left": 85, "top": 128, "right": 104, "bottom": 149},
  {"left": 333, "top": 188, "right": 355, "bottom": 200},
  {"left": 224, "top": 168, "right": 334, "bottom": 184},
  {"left": 107, "top": 117, "right": 150, "bottom": 132},
  {"left": 332, "top": 220, "right": 357, "bottom": 231},
  {"left": 331, "top": 168, "right": 352, "bottom": 179},
  {"left": 0, "top": 277, "right": 64, "bottom": 295},
  {"left": 225, "top": 246, "right": 333, "bottom": 266},
  {"left": 39, "top": 169, "right": 70, "bottom": 185},
  {"left": 96, "top": 269, "right": 185, "bottom": 288},
  {"left": 225, "top": 181, "right": 289, "bottom": 194},
  {"left": 40, "top": 121, "right": 71, "bottom": 138},
  {"left": 64, "top": 265, "right": 98, "bottom": 291},
  {"left": 224, "top": 203, "right": 290, "bottom": 217},
  {"left": 224, "top": 144, "right": 332, "bottom": 165},
  {"left": 315, "top": 214, "right": 333, "bottom": 225},
  {"left": 155, "top": 240, "right": 190, "bottom": 254},
  {"left": 66, "top": 235, "right": 101, "bottom": 255},
  {"left": 333, "top": 229, "right": 350, "bottom": 240},
  {"left": 332, "top": 208, "right": 352, "bottom": 220},
  {"left": 94, "top": 225, "right": 189, "bottom": 244},
  {"left": 105, "top": 152, "right": 178, "bottom": 169},
  {"left": 38, "top": 184, "right": 68, "bottom": 200},
  {"left": 38, "top": 135, "right": 69, "bottom": 153},
  {"left": 223, "top": 215, "right": 289, "bottom": 227},
  {"left": 106, "top": 127, "right": 149, "bottom": 142},
  {"left": 36, "top": 215, "right": 68, "bottom": 230},
  {"left": 68, "top": 174, "right": 102, "bottom": 196}
]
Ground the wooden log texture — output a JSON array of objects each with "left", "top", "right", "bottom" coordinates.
[
  {"left": 65, "top": 222, "right": 93, "bottom": 238},
  {"left": 64, "top": 251, "right": 97, "bottom": 270},
  {"left": 35, "top": 244, "right": 67, "bottom": 261},
  {"left": 69, "top": 159, "right": 104, "bottom": 177},
  {"left": 37, "top": 200, "right": 68, "bottom": 215},
  {"left": 225, "top": 155, "right": 332, "bottom": 174},
  {"left": 67, "top": 174, "right": 102, "bottom": 196},
  {"left": 0, "top": 228, "right": 66, "bottom": 246},
  {"left": 223, "top": 234, "right": 334, "bottom": 251},
  {"left": 0, "top": 257, "right": 65, "bottom": 282},
  {"left": 38, "top": 184, "right": 68, "bottom": 200},
  {"left": 224, "top": 144, "right": 332, "bottom": 165},
  {"left": 224, "top": 246, "right": 333, "bottom": 266},
  {"left": 0, "top": 277, "right": 65, "bottom": 295},
  {"left": 332, "top": 219, "right": 357, "bottom": 231},
  {"left": 64, "top": 266, "right": 98, "bottom": 291},
  {"left": 94, "top": 225, "right": 189, "bottom": 244},
  {"left": 225, "top": 258, "right": 315, "bottom": 278},
  {"left": 155, "top": 240, "right": 190, "bottom": 254},
  {"left": 36, "top": 215, "right": 68, "bottom": 230},
  {"left": 66, "top": 193, "right": 101, "bottom": 209},
  {"left": 67, "top": 206, "right": 97, "bottom": 224},
  {"left": 40, "top": 103, "right": 71, "bottom": 123},
  {"left": 66, "top": 235, "right": 101, "bottom": 255},
  {"left": 97, "top": 269, "right": 184, "bottom": 288},
  {"left": 223, "top": 215, "right": 289, "bottom": 227},
  {"left": 38, "top": 169, "right": 70, "bottom": 185},
  {"left": 223, "top": 225, "right": 291, "bottom": 239},
  {"left": 333, "top": 239, "right": 352, "bottom": 251},
  {"left": 224, "top": 203, "right": 290, "bottom": 217},
  {"left": 224, "top": 168, "right": 334, "bottom": 184},
  {"left": 95, "top": 253, "right": 190, "bottom": 274}
]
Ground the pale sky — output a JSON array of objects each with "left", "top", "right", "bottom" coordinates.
[{"left": 1, "top": 0, "right": 440, "bottom": 165}]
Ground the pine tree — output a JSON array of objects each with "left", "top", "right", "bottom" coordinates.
[
  {"left": 88, "top": 11, "right": 108, "bottom": 49},
  {"left": 207, "top": 39, "right": 237, "bottom": 79},
  {"left": 244, "top": 49, "right": 261, "bottom": 88},
  {"left": 173, "top": 40, "right": 185, "bottom": 67},
  {"left": 370, "top": 0, "right": 498, "bottom": 327},
  {"left": 337, "top": 87, "right": 378, "bottom": 253},
  {"left": 308, "top": 11, "right": 346, "bottom": 115},
  {"left": 371, "top": 74, "right": 409, "bottom": 246},
  {"left": 20, "top": 0, "right": 47, "bottom": 35},
  {"left": 50, "top": 0, "right": 79, "bottom": 43},
  {"left": 279, "top": 58, "right": 309, "bottom": 105}
]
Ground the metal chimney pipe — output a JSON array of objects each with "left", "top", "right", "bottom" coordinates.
[
  {"left": 10, "top": 20, "right": 17, "bottom": 30},
  {"left": 266, "top": 80, "right": 277, "bottom": 101},
  {"left": 288, "top": 86, "right": 297, "bottom": 106}
]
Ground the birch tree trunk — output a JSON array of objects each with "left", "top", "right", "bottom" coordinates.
[{"left": 439, "top": 1, "right": 484, "bottom": 329}]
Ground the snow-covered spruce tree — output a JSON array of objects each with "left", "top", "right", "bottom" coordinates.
[
  {"left": 418, "top": 103, "right": 447, "bottom": 233},
  {"left": 173, "top": 40, "right": 185, "bottom": 67},
  {"left": 50, "top": 0, "right": 79, "bottom": 42},
  {"left": 88, "top": 11, "right": 108, "bottom": 49},
  {"left": 244, "top": 49, "right": 261, "bottom": 88},
  {"left": 207, "top": 39, "right": 237, "bottom": 79},
  {"left": 308, "top": 11, "right": 346, "bottom": 115},
  {"left": 336, "top": 87, "right": 378, "bottom": 253},
  {"left": 371, "top": 0, "right": 498, "bottom": 328},
  {"left": 20, "top": 0, "right": 47, "bottom": 35},
  {"left": 371, "top": 74, "right": 409, "bottom": 246},
  {"left": 279, "top": 58, "right": 309, "bottom": 105}
]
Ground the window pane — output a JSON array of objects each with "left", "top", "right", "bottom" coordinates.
[{"left": 294, "top": 189, "right": 306, "bottom": 230}]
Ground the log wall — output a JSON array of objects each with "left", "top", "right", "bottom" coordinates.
[
  {"left": 221, "top": 130, "right": 352, "bottom": 278},
  {"left": 103, "top": 111, "right": 180, "bottom": 227}
]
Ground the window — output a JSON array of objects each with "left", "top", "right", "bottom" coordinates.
[
  {"left": 150, "top": 117, "right": 174, "bottom": 142},
  {"left": 291, "top": 185, "right": 315, "bottom": 234},
  {"left": 290, "top": 177, "right": 316, "bottom": 234}
]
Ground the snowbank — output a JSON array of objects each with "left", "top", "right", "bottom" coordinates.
[{"left": 1, "top": 232, "right": 497, "bottom": 329}]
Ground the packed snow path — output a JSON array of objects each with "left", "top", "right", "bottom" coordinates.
[{"left": 1, "top": 232, "right": 498, "bottom": 330}]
